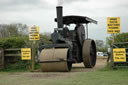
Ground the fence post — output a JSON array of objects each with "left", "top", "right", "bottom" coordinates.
[
  {"left": 0, "top": 48, "right": 4, "bottom": 69},
  {"left": 31, "top": 40, "right": 36, "bottom": 71}
]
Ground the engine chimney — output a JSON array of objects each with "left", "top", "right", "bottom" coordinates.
[{"left": 56, "top": 6, "right": 63, "bottom": 28}]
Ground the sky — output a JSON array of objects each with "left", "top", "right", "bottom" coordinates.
[{"left": 0, "top": 0, "right": 128, "bottom": 41}]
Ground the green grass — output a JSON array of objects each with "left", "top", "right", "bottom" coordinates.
[
  {"left": 0, "top": 63, "right": 40, "bottom": 72},
  {"left": 74, "top": 69, "right": 128, "bottom": 85},
  {"left": 0, "top": 64, "right": 29, "bottom": 72},
  {"left": 0, "top": 67, "right": 128, "bottom": 85},
  {"left": 0, "top": 68, "right": 29, "bottom": 72}
]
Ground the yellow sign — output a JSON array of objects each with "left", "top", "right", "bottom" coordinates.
[
  {"left": 107, "top": 17, "right": 120, "bottom": 34},
  {"left": 113, "top": 48, "right": 126, "bottom": 62},
  {"left": 21, "top": 48, "right": 31, "bottom": 60},
  {"left": 29, "top": 26, "right": 40, "bottom": 40}
]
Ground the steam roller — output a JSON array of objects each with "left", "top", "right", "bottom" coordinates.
[{"left": 39, "top": 6, "right": 98, "bottom": 72}]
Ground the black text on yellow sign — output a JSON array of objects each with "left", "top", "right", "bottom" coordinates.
[
  {"left": 29, "top": 26, "right": 40, "bottom": 40},
  {"left": 107, "top": 17, "right": 120, "bottom": 34},
  {"left": 113, "top": 48, "right": 126, "bottom": 62},
  {"left": 21, "top": 48, "right": 31, "bottom": 60}
]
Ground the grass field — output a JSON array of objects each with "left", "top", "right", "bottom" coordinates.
[
  {"left": 0, "top": 58, "right": 128, "bottom": 85},
  {"left": 0, "top": 68, "right": 128, "bottom": 85}
]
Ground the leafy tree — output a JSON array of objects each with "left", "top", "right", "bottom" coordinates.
[
  {"left": 40, "top": 33, "right": 51, "bottom": 44},
  {"left": 0, "top": 37, "right": 28, "bottom": 49},
  {"left": 106, "top": 32, "right": 128, "bottom": 47},
  {"left": 95, "top": 40, "right": 104, "bottom": 47},
  {"left": 0, "top": 23, "right": 28, "bottom": 38},
  {"left": 95, "top": 40, "right": 107, "bottom": 52}
]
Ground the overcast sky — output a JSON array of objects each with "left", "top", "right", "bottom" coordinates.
[{"left": 0, "top": 0, "right": 128, "bottom": 41}]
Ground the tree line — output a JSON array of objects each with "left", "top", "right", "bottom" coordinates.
[
  {"left": 0, "top": 23, "right": 51, "bottom": 49},
  {"left": 0, "top": 23, "right": 128, "bottom": 51},
  {"left": 0, "top": 23, "right": 28, "bottom": 37},
  {"left": 96, "top": 32, "right": 128, "bottom": 52}
]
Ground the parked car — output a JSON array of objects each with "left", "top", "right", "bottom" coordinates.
[{"left": 97, "top": 52, "right": 104, "bottom": 56}]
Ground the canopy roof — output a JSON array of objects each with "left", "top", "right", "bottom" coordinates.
[{"left": 55, "top": 15, "right": 97, "bottom": 25}]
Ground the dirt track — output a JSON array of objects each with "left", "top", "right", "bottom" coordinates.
[
  {"left": 72, "top": 58, "right": 107, "bottom": 72},
  {"left": 0, "top": 58, "right": 107, "bottom": 80},
  {"left": 22, "top": 58, "right": 107, "bottom": 79}
]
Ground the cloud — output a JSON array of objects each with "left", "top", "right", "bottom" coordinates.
[
  {"left": 63, "top": 0, "right": 88, "bottom": 4},
  {"left": 0, "top": 0, "right": 128, "bottom": 42},
  {"left": 0, "top": 0, "right": 53, "bottom": 12},
  {"left": 0, "top": 0, "right": 41, "bottom": 5}
]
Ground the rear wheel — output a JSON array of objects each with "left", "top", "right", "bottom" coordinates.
[{"left": 82, "top": 39, "right": 96, "bottom": 68}]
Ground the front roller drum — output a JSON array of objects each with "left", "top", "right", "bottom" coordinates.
[
  {"left": 40, "top": 48, "right": 72, "bottom": 72},
  {"left": 82, "top": 39, "right": 96, "bottom": 68}
]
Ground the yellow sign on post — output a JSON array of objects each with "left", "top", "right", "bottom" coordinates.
[
  {"left": 29, "top": 26, "right": 40, "bottom": 40},
  {"left": 107, "top": 17, "right": 120, "bottom": 34},
  {"left": 21, "top": 48, "right": 31, "bottom": 60},
  {"left": 113, "top": 48, "right": 126, "bottom": 62}
]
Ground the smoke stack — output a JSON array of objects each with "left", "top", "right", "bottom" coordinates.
[{"left": 56, "top": 6, "right": 63, "bottom": 28}]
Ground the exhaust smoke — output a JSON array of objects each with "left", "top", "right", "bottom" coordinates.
[{"left": 57, "top": 0, "right": 63, "bottom": 6}]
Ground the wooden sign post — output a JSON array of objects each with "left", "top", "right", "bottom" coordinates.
[
  {"left": 29, "top": 26, "right": 40, "bottom": 71},
  {"left": 107, "top": 17, "right": 121, "bottom": 64}
]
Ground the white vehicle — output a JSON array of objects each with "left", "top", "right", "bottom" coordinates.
[{"left": 97, "top": 52, "right": 104, "bottom": 56}]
